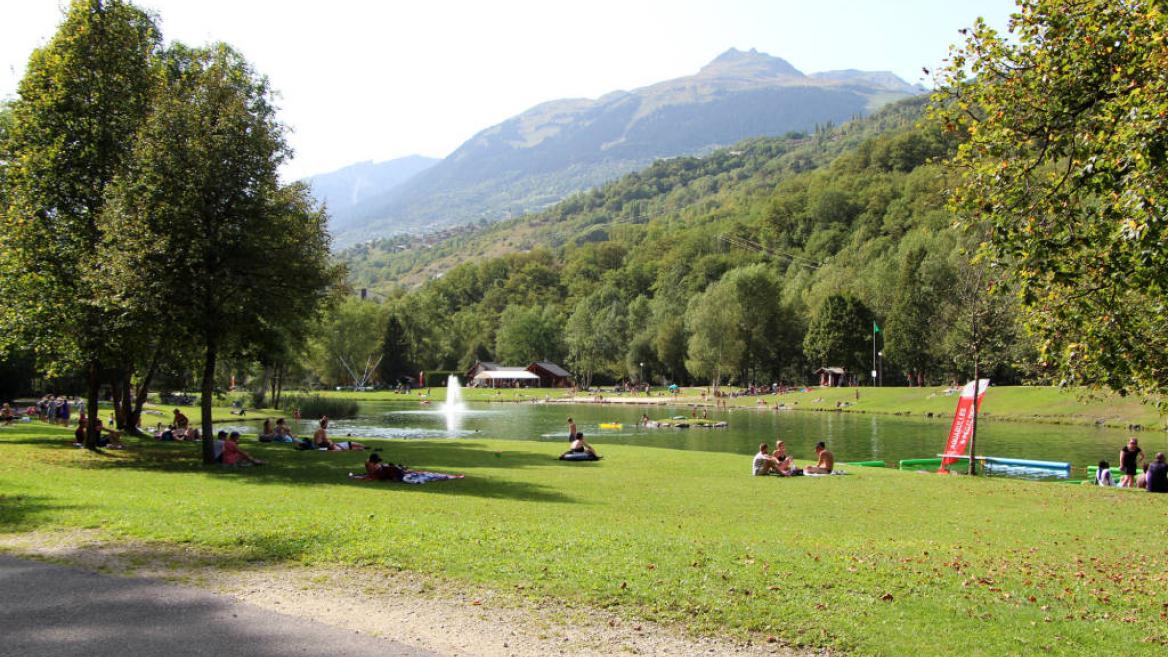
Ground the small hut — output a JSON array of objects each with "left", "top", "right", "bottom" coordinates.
[
  {"left": 526, "top": 361, "right": 573, "bottom": 388},
  {"left": 815, "top": 367, "right": 846, "bottom": 387}
]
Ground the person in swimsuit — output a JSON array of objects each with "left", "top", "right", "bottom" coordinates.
[
  {"left": 560, "top": 432, "right": 598, "bottom": 459},
  {"left": 1095, "top": 460, "right": 1113, "bottom": 487},
  {"left": 313, "top": 417, "right": 366, "bottom": 451},
  {"left": 772, "top": 441, "right": 795, "bottom": 475},
  {"left": 364, "top": 453, "right": 406, "bottom": 481},
  {"left": 567, "top": 417, "right": 577, "bottom": 443},
  {"left": 1119, "top": 438, "right": 1144, "bottom": 488},
  {"left": 804, "top": 441, "right": 835, "bottom": 474}
]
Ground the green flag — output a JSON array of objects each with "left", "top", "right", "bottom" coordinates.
[{"left": 873, "top": 321, "right": 881, "bottom": 334}]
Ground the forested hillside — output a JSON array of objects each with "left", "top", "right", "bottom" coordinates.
[{"left": 341, "top": 97, "right": 1034, "bottom": 388}]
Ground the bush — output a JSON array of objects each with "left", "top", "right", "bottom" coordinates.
[{"left": 282, "top": 394, "right": 359, "bottom": 420}]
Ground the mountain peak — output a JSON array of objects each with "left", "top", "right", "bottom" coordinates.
[{"left": 698, "top": 47, "right": 804, "bottom": 79}]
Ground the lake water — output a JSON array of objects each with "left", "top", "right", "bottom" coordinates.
[{"left": 251, "top": 400, "right": 1167, "bottom": 477}]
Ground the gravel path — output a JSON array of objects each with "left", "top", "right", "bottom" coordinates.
[{"left": 0, "top": 554, "right": 436, "bottom": 657}]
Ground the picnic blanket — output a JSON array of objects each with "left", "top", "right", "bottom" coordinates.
[{"left": 349, "top": 470, "right": 464, "bottom": 484}]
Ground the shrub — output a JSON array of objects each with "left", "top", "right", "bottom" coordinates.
[{"left": 282, "top": 394, "right": 359, "bottom": 420}]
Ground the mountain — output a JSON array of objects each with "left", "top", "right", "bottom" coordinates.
[
  {"left": 304, "top": 155, "right": 438, "bottom": 233},
  {"left": 332, "top": 48, "right": 926, "bottom": 246}
]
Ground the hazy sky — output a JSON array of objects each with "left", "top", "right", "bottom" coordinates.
[{"left": 2, "top": 1, "right": 1017, "bottom": 180}]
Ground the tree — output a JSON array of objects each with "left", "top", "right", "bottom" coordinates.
[
  {"left": 931, "top": 0, "right": 1168, "bottom": 395},
  {"left": 685, "top": 279, "right": 745, "bottom": 389},
  {"left": 105, "top": 43, "right": 337, "bottom": 463},
  {"left": 0, "top": 0, "right": 161, "bottom": 448},
  {"left": 565, "top": 284, "right": 628, "bottom": 389},
  {"left": 311, "top": 296, "right": 387, "bottom": 388},
  {"left": 884, "top": 246, "right": 949, "bottom": 385},
  {"left": 802, "top": 294, "right": 874, "bottom": 381},
  {"left": 378, "top": 313, "right": 415, "bottom": 385},
  {"left": 494, "top": 305, "right": 564, "bottom": 365}
]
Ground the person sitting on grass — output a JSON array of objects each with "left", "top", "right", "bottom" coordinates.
[
  {"left": 313, "top": 417, "right": 366, "bottom": 451},
  {"left": 222, "top": 431, "right": 265, "bottom": 466},
  {"left": 1146, "top": 452, "right": 1168, "bottom": 493},
  {"left": 213, "top": 430, "right": 228, "bottom": 463},
  {"left": 803, "top": 441, "right": 835, "bottom": 474},
  {"left": 1095, "top": 460, "right": 1113, "bottom": 487},
  {"left": 772, "top": 441, "right": 798, "bottom": 476},
  {"left": 73, "top": 417, "right": 124, "bottom": 449},
  {"left": 752, "top": 442, "right": 779, "bottom": 476},
  {"left": 274, "top": 418, "right": 296, "bottom": 443},
  {"left": 560, "top": 433, "right": 598, "bottom": 459},
  {"left": 258, "top": 418, "right": 276, "bottom": 442},
  {"left": 0, "top": 403, "right": 14, "bottom": 426}
]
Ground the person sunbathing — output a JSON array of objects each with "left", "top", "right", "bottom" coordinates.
[
  {"left": 222, "top": 431, "right": 264, "bottom": 466},
  {"left": 363, "top": 452, "right": 405, "bottom": 481},
  {"left": 803, "top": 441, "right": 834, "bottom": 474},
  {"left": 313, "top": 417, "right": 366, "bottom": 451}
]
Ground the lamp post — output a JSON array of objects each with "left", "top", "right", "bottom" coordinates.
[
  {"left": 877, "top": 351, "right": 883, "bottom": 387},
  {"left": 639, "top": 362, "right": 644, "bottom": 385}
]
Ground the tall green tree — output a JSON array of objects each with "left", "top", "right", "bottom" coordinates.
[
  {"left": 932, "top": 0, "right": 1168, "bottom": 395},
  {"left": 565, "top": 284, "right": 628, "bottom": 388},
  {"left": 0, "top": 0, "right": 161, "bottom": 448},
  {"left": 310, "top": 296, "right": 388, "bottom": 387},
  {"left": 105, "top": 43, "right": 337, "bottom": 463},
  {"left": 494, "top": 305, "right": 564, "bottom": 365},
  {"left": 685, "top": 278, "right": 745, "bottom": 389},
  {"left": 884, "top": 246, "right": 951, "bottom": 385},
  {"left": 802, "top": 294, "right": 874, "bottom": 381}
]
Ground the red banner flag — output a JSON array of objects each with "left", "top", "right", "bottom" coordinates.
[{"left": 939, "top": 379, "right": 989, "bottom": 472}]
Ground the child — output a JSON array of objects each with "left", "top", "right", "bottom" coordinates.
[{"left": 1095, "top": 460, "right": 1113, "bottom": 487}]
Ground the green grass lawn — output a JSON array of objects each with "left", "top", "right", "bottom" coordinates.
[
  {"left": 2, "top": 421, "right": 1166, "bottom": 656},
  {"left": 323, "top": 385, "right": 1167, "bottom": 429}
]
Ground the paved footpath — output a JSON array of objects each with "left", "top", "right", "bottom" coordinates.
[{"left": 0, "top": 554, "right": 438, "bottom": 657}]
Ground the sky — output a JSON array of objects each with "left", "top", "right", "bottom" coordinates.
[{"left": 2, "top": 0, "right": 1018, "bottom": 181}]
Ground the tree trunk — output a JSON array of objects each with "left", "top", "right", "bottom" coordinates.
[
  {"left": 129, "top": 356, "right": 160, "bottom": 437},
  {"left": 110, "top": 368, "right": 126, "bottom": 429},
  {"left": 85, "top": 360, "right": 100, "bottom": 450},
  {"left": 200, "top": 342, "right": 217, "bottom": 465},
  {"left": 968, "top": 355, "right": 981, "bottom": 476}
]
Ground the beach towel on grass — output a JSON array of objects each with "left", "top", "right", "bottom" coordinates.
[
  {"left": 349, "top": 471, "right": 464, "bottom": 484},
  {"left": 402, "top": 471, "right": 464, "bottom": 484}
]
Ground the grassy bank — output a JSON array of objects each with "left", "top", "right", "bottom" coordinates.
[
  {"left": 1, "top": 422, "right": 1166, "bottom": 656},
  {"left": 320, "top": 385, "right": 1167, "bottom": 430}
]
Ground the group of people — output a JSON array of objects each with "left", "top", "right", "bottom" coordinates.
[
  {"left": 752, "top": 440, "right": 834, "bottom": 476},
  {"left": 72, "top": 414, "right": 124, "bottom": 449},
  {"left": 35, "top": 395, "right": 82, "bottom": 425},
  {"left": 1097, "top": 438, "right": 1168, "bottom": 492}
]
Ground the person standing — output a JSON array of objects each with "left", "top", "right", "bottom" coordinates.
[
  {"left": 1119, "top": 438, "right": 1144, "bottom": 488},
  {"left": 1146, "top": 452, "right": 1168, "bottom": 493},
  {"left": 567, "top": 417, "right": 577, "bottom": 443}
]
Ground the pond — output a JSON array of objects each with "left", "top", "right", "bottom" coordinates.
[{"left": 242, "top": 400, "right": 1166, "bottom": 477}]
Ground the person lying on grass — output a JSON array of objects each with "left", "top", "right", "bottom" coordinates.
[
  {"left": 313, "top": 417, "right": 367, "bottom": 451},
  {"left": 560, "top": 433, "right": 599, "bottom": 459},
  {"left": 351, "top": 452, "right": 465, "bottom": 483},
  {"left": 803, "top": 441, "right": 834, "bottom": 474},
  {"left": 223, "top": 431, "right": 265, "bottom": 466},
  {"left": 363, "top": 452, "right": 406, "bottom": 481}
]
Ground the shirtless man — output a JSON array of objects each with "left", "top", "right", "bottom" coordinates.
[
  {"left": 313, "top": 417, "right": 366, "bottom": 451},
  {"left": 804, "top": 441, "right": 834, "bottom": 474},
  {"left": 561, "top": 432, "right": 598, "bottom": 459},
  {"left": 567, "top": 417, "right": 577, "bottom": 443}
]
